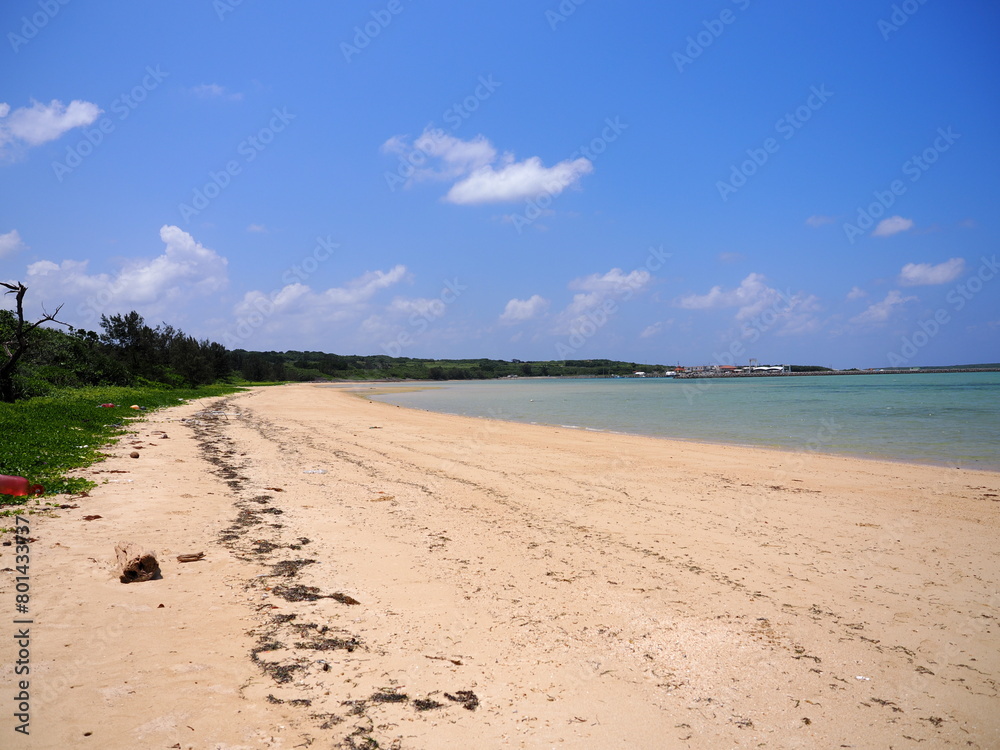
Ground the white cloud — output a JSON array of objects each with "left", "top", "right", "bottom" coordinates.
[
  {"left": 234, "top": 265, "right": 407, "bottom": 322},
  {"left": 23, "top": 225, "right": 228, "bottom": 324},
  {"left": 247, "top": 223, "right": 268, "bottom": 233},
  {"left": 872, "top": 215, "right": 914, "bottom": 237},
  {"left": 381, "top": 129, "right": 497, "bottom": 185},
  {"left": 0, "top": 99, "right": 102, "bottom": 150},
  {"left": 805, "top": 215, "right": 835, "bottom": 228},
  {"left": 849, "top": 290, "right": 916, "bottom": 325},
  {"left": 382, "top": 127, "right": 593, "bottom": 204},
  {"left": 565, "top": 268, "right": 651, "bottom": 313},
  {"left": 675, "top": 272, "right": 821, "bottom": 335},
  {"left": 446, "top": 156, "right": 593, "bottom": 205},
  {"left": 549, "top": 268, "right": 652, "bottom": 334},
  {"left": 640, "top": 322, "right": 663, "bottom": 338},
  {"left": 846, "top": 285, "right": 868, "bottom": 301},
  {"left": 899, "top": 257, "right": 965, "bottom": 286},
  {"left": 191, "top": 84, "right": 243, "bottom": 101},
  {"left": 676, "top": 272, "right": 778, "bottom": 319},
  {"left": 0, "top": 229, "right": 24, "bottom": 257},
  {"left": 225, "top": 267, "right": 418, "bottom": 351},
  {"left": 323, "top": 266, "right": 408, "bottom": 306},
  {"left": 499, "top": 294, "right": 549, "bottom": 324},
  {"left": 387, "top": 296, "right": 446, "bottom": 318}
]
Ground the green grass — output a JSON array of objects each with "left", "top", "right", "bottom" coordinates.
[{"left": 0, "top": 384, "right": 243, "bottom": 510}]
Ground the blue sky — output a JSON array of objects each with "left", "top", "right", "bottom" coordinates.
[{"left": 1, "top": 1, "right": 998, "bottom": 368}]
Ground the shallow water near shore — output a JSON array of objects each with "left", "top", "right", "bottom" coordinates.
[{"left": 362, "top": 371, "right": 1000, "bottom": 470}]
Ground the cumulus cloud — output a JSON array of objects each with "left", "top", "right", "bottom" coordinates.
[
  {"left": 446, "top": 156, "right": 593, "bottom": 205},
  {"left": 322, "top": 266, "right": 408, "bottom": 306},
  {"left": 640, "top": 322, "right": 663, "bottom": 338},
  {"left": 549, "top": 268, "right": 652, "bottom": 335},
  {"left": 846, "top": 285, "right": 868, "bottom": 301},
  {"left": 233, "top": 265, "right": 407, "bottom": 323},
  {"left": 565, "top": 268, "right": 651, "bottom": 314},
  {"left": 23, "top": 225, "right": 228, "bottom": 325},
  {"left": 499, "top": 294, "right": 549, "bottom": 324},
  {"left": 676, "top": 272, "right": 782, "bottom": 320},
  {"left": 224, "top": 269, "right": 418, "bottom": 349},
  {"left": 849, "top": 290, "right": 916, "bottom": 325},
  {"left": 382, "top": 127, "right": 593, "bottom": 204},
  {"left": 899, "top": 257, "right": 965, "bottom": 286},
  {"left": 872, "top": 215, "right": 914, "bottom": 237},
  {"left": 382, "top": 130, "right": 496, "bottom": 184},
  {"left": 0, "top": 99, "right": 102, "bottom": 152},
  {"left": 675, "top": 272, "right": 820, "bottom": 335},
  {"left": 0, "top": 229, "right": 24, "bottom": 258},
  {"left": 805, "top": 215, "right": 835, "bottom": 228}
]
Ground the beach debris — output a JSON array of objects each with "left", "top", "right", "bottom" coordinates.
[
  {"left": 314, "top": 714, "right": 345, "bottom": 729},
  {"left": 83, "top": 515, "right": 103, "bottom": 521},
  {"left": 855, "top": 675, "right": 871, "bottom": 681},
  {"left": 371, "top": 690, "right": 408, "bottom": 703},
  {"left": 176, "top": 552, "right": 206, "bottom": 563},
  {"left": 129, "top": 451, "right": 140, "bottom": 458},
  {"left": 369, "top": 494, "right": 395, "bottom": 502},
  {"left": 264, "top": 486, "right": 284, "bottom": 492},
  {"left": 413, "top": 698, "right": 445, "bottom": 711},
  {"left": 270, "top": 584, "right": 360, "bottom": 605},
  {"left": 302, "top": 469, "right": 327, "bottom": 474},
  {"left": 425, "top": 655, "right": 463, "bottom": 666},
  {"left": 115, "top": 541, "right": 161, "bottom": 583},
  {"left": 444, "top": 690, "right": 479, "bottom": 711},
  {"left": 295, "top": 636, "right": 361, "bottom": 652},
  {"left": 268, "top": 558, "right": 316, "bottom": 577},
  {"left": 0, "top": 474, "right": 44, "bottom": 497}
]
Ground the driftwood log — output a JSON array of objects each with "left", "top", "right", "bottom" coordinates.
[{"left": 115, "top": 542, "right": 160, "bottom": 583}]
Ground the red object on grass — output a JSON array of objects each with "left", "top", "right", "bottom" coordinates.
[{"left": 0, "top": 475, "right": 44, "bottom": 497}]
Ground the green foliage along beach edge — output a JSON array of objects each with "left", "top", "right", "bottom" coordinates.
[{"left": 0, "top": 384, "right": 244, "bottom": 511}]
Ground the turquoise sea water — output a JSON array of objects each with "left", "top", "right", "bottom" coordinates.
[{"left": 364, "top": 372, "right": 1000, "bottom": 470}]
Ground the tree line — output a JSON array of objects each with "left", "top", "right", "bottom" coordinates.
[{"left": 1, "top": 283, "right": 667, "bottom": 402}]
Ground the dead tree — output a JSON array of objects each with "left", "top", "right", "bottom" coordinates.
[{"left": 0, "top": 281, "right": 68, "bottom": 402}]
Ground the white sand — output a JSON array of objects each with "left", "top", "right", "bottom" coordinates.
[{"left": 2, "top": 383, "right": 998, "bottom": 748}]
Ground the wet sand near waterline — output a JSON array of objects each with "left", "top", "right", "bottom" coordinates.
[{"left": 1, "top": 383, "right": 998, "bottom": 748}]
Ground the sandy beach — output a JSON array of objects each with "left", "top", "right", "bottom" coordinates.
[{"left": 2, "top": 382, "right": 998, "bottom": 749}]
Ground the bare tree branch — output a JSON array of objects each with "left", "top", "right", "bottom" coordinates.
[{"left": 1, "top": 281, "right": 70, "bottom": 401}]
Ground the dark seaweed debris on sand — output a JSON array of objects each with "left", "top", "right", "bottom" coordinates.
[
  {"left": 445, "top": 690, "right": 480, "bottom": 711},
  {"left": 271, "top": 583, "right": 360, "bottom": 605},
  {"left": 188, "top": 399, "right": 481, "bottom": 746},
  {"left": 269, "top": 558, "right": 317, "bottom": 577}
]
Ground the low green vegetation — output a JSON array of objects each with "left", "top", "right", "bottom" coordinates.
[
  {"left": 0, "top": 384, "right": 242, "bottom": 511},
  {"left": 268, "top": 353, "right": 670, "bottom": 381}
]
